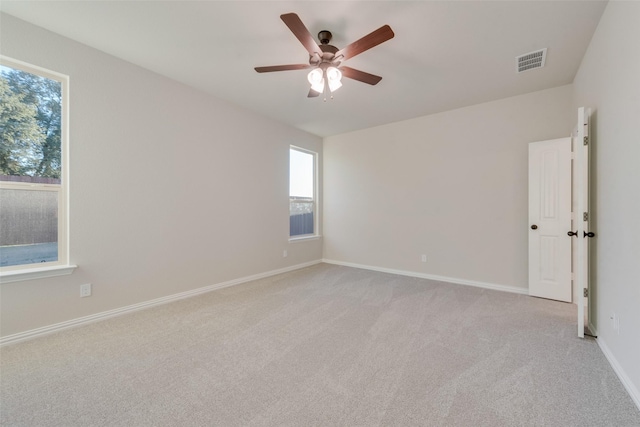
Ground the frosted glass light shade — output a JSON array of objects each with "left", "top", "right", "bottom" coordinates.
[
  {"left": 326, "top": 67, "right": 342, "bottom": 92},
  {"left": 328, "top": 79, "right": 342, "bottom": 92},
  {"left": 307, "top": 68, "right": 324, "bottom": 93}
]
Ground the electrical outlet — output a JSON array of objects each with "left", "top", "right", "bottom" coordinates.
[
  {"left": 611, "top": 313, "right": 620, "bottom": 334},
  {"left": 611, "top": 313, "right": 616, "bottom": 329},
  {"left": 283, "top": 250, "right": 288, "bottom": 258},
  {"left": 421, "top": 254, "right": 427, "bottom": 263},
  {"left": 80, "top": 283, "right": 92, "bottom": 298}
]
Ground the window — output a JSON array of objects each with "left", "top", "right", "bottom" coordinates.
[
  {"left": 0, "top": 57, "right": 71, "bottom": 279},
  {"left": 289, "top": 146, "right": 317, "bottom": 238}
]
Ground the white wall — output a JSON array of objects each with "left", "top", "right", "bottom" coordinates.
[
  {"left": 0, "top": 14, "right": 323, "bottom": 337},
  {"left": 572, "top": 1, "right": 640, "bottom": 403},
  {"left": 324, "top": 85, "right": 573, "bottom": 291}
]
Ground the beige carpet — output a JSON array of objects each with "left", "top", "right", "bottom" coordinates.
[{"left": 1, "top": 263, "right": 639, "bottom": 426}]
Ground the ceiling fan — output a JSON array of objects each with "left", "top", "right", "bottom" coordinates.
[{"left": 255, "top": 13, "right": 394, "bottom": 99}]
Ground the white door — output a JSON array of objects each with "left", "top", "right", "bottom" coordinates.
[
  {"left": 575, "top": 107, "right": 592, "bottom": 338},
  {"left": 528, "top": 138, "right": 572, "bottom": 302}
]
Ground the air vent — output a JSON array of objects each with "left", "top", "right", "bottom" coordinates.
[{"left": 516, "top": 48, "right": 547, "bottom": 73}]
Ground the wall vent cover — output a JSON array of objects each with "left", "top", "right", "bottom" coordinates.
[{"left": 516, "top": 48, "right": 547, "bottom": 73}]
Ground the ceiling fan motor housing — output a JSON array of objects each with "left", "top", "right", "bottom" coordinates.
[
  {"left": 306, "top": 30, "right": 340, "bottom": 66},
  {"left": 310, "top": 43, "right": 339, "bottom": 66}
]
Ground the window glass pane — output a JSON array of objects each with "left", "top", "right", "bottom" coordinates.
[
  {"left": 290, "top": 148, "right": 315, "bottom": 237},
  {"left": 289, "top": 149, "right": 313, "bottom": 198},
  {"left": 0, "top": 188, "right": 58, "bottom": 267},
  {"left": 289, "top": 200, "right": 314, "bottom": 236},
  {"left": 0, "top": 65, "right": 62, "bottom": 182}
]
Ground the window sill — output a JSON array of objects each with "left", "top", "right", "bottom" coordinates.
[
  {"left": 289, "top": 235, "right": 322, "bottom": 243},
  {"left": 0, "top": 264, "right": 78, "bottom": 284}
]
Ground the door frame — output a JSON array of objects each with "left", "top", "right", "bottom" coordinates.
[
  {"left": 574, "top": 107, "right": 591, "bottom": 338},
  {"left": 527, "top": 107, "right": 592, "bottom": 338}
]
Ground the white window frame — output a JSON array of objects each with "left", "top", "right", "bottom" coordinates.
[
  {"left": 0, "top": 56, "right": 76, "bottom": 283},
  {"left": 289, "top": 145, "right": 318, "bottom": 241}
]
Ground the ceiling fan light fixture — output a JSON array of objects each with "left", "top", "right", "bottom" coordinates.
[
  {"left": 326, "top": 67, "right": 343, "bottom": 92},
  {"left": 307, "top": 68, "right": 324, "bottom": 93},
  {"left": 328, "top": 79, "right": 342, "bottom": 92}
]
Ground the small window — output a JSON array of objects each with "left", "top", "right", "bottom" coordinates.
[
  {"left": 0, "top": 57, "right": 69, "bottom": 272},
  {"left": 289, "top": 147, "right": 316, "bottom": 238}
]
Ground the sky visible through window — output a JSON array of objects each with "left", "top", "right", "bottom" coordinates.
[{"left": 290, "top": 148, "right": 313, "bottom": 198}]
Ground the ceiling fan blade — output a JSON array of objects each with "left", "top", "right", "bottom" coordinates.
[
  {"left": 340, "top": 66, "right": 383, "bottom": 85},
  {"left": 280, "top": 13, "right": 323, "bottom": 58},
  {"left": 308, "top": 89, "right": 320, "bottom": 98},
  {"left": 335, "top": 25, "right": 394, "bottom": 61},
  {"left": 255, "top": 64, "right": 311, "bottom": 73}
]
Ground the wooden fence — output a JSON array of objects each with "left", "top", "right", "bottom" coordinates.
[
  {"left": 0, "top": 188, "right": 58, "bottom": 245},
  {"left": 0, "top": 174, "right": 61, "bottom": 184},
  {"left": 290, "top": 212, "right": 314, "bottom": 236}
]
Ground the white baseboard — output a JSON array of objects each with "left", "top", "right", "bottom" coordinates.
[
  {"left": 596, "top": 337, "right": 640, "bottom": 411},
  {"left": 0, "top": 260, "right": 322, "bottom": 347},
  {"left": 322, "top": 259, "right": 528, "bottom": 295}
]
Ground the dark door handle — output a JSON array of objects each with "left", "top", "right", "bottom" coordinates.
[
  {"left": 531, "top": 225, "right": 538, "bottom": 230},
  {"left": 584, "top": 231, "right": 595, "bottom": 238},
  {"left": 568, "top": 231, "right": 578, "bottom": 237}
]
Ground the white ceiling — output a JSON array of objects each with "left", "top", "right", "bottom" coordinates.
[{"left": 0, "top": 1, "right": 607, "bottom": 137}]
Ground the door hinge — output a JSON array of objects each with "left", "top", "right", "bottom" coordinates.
[
  {"left": 583, "top": 212, "right": 588, "bottom": 221},
  {"left": 583, "top": 136, "right": 589, "bottom": 145},
  {"left": 583, "top": 288, "right": 589, "bottom": 298}
]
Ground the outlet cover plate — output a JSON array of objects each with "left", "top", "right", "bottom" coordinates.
[{"left": 80, "top": 283, "right": 92, "bottom": 298}]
